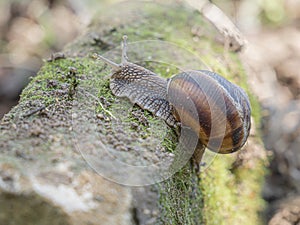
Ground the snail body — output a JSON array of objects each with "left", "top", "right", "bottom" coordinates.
[
  {"left": 110, "top": 62, "right": 176, "bottom": 127},
  {"left": 95, "top": 36, "right": 251, "bottom": 154}
]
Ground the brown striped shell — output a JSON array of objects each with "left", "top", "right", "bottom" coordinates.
[{"left": 167, "top": 70, "right": 251, "bottom": 153}]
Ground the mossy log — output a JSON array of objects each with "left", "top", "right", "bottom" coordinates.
[{"left": 0, "top": 1, "right": 267, "bottom": 225}]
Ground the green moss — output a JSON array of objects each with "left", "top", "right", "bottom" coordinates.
[
  {"left": 200, "top": 155, "right": 235, "bottom": 225},
  {"left": 19, "top": 56, "right": 107, "bottom": 106},
  {"left": 200, "top": 154, "right": 266, "bottom": 225},
  {"left": 96, "top": 78, "right": 114, "bottom": 102},
  {"left": 161, "top": 129, "right": 178, "bottom": 154},
  {"left": 158, "top": 165, "right": 203, "bottom": 225}
]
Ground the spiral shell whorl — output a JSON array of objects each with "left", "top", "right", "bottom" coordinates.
[{"left": 167, "top": 70, "right": 251, "bottom": 153}]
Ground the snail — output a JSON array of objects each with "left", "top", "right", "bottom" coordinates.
[{"left": 94, "top": 36, "right": 251, "bottom": 159}]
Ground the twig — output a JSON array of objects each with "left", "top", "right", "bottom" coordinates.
[
  {"left": 22, "top": 104, "right": 47, "bottom": 118},
  {"left": 185, "top": 0, "right": 247, "bottom": 51},
  {"left": 77, "top": 87, "right": 116, "bottom": 120}
]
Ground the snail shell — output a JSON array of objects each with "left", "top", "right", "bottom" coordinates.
[
  {"left": 94, "top": 36, "right": 251, "bottom": 154},
  {"left": 167, "top": 70, "right": 251, "bottom": 153}
]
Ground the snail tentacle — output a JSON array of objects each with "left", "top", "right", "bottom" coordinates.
[
  {"left": 94, "top": 54, "right": 121, "bottom": 71},
  {"left": 121, "top": 35, "right": 129, "bottom": 64}
]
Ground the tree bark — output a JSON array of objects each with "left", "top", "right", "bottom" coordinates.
[{"left": 0, "top": 1, "right": 267, "bottom": 225}]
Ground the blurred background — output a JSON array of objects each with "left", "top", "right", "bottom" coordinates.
[
  {"left": 0, "top": 0, "right": 101, "bottom": 118},
  {"left": 0, "top": 0, "right": 300, "bottom": 223}
]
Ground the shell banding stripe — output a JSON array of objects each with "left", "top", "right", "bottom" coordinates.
[
  {"left": 167, "top": 70, "right": 251, "bottom": 153},
  {"left": 110, "top": 63, "right": 177, "bottom": 126}
]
